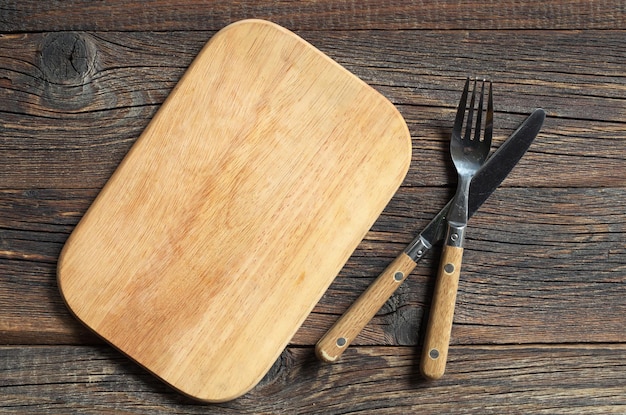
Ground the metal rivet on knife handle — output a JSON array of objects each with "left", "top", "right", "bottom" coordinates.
[{"left": 315, "top": 253, "right": 417, "bottom": 363}]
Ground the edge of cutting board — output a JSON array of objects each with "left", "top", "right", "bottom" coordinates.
[{"left": 57, "top": 19, "right": 412, "bottom": 402}]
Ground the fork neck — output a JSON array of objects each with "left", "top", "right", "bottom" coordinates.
[{"left": 446, "top": 174, "right": 471, "bottom": 248}]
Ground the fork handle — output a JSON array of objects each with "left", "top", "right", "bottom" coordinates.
[{"left": 420, "top": 244, "right": 463, "bottom": 380}]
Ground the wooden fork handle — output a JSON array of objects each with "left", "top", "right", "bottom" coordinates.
[
  {"left": 420, "top": 244, "right": 463, "bottom": 380},
  {"left": 315, "top": 253, "right": 417, "bottom": 362}
]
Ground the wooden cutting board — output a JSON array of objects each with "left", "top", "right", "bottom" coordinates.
[{"left": 58, "top": 19, "right": 412, "bottom": 402}]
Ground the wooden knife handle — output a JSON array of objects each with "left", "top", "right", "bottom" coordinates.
[
  {"left": 420, "top": 244, "right": 463, "bottom": 380},
  {"left": 315, "top": 253, "right": 417, "bottom": 362}
]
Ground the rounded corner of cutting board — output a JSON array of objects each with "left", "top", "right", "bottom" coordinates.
[
  {"left": 56, "top": 238, "right": 78, "bottom": 311},
  {"left": 56, "top": 234, "right": 94, "bottom": 332},
  {"left": 392, "top": 111, "right": 413, "bottom": 178}
]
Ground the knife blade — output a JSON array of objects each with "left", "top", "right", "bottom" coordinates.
[{"left": 315, "top": 108, "right": 546, "bottom": 363}]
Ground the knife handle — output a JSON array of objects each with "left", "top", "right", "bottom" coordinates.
[
  {"left": 420, "top": 244, "right": 463, "bottom": 380},
  {"left": 315, "top": 253, "right": 417, "bottom": 362}
]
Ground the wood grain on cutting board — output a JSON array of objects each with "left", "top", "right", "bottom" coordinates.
[{"left": 57, "top": 19, "right": 411, "bottom": 402}]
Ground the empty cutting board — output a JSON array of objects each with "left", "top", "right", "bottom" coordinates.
[{"left": 58, "top": 19, "right": 412, "bottom": 402}]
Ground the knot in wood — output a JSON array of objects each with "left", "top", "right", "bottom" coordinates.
[{"left": 40, "top": 33, "right": 93, "bottom": 85}]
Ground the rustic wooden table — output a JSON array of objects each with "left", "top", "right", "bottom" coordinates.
[{"left": 1, "top": 1, "right": 625, "bottom": 414}]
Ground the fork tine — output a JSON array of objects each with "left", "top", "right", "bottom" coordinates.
[
  {"left": 484, "top": 81, "right": 494, "bottom": 146},
  {"left": 452, "top": 78, "right": 470, "bottom": 139},
  {"left": 463, "top": 79, "right": 477, "bottom": 141},
  {"left": 473, "top": 80, "right": 485, "bottom": 142}
]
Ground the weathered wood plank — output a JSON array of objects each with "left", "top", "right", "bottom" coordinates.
[
  {"left": 1, "top": 187, "right": 624, "bottom": 345},
  {"left": 3, "top": 30, "right": 625, "bottom": 120},
  {"left": 1, "top": 31, "right": 625, "bottom": 189},
  {"left": 1, "top": 345, "right": 626, "bottom": 414},
  {"left": 1, "top": 0, "right": 624, "bottom": 32},
  {"left": 1, "top": 1, "right": 624, "bottom": 413}
]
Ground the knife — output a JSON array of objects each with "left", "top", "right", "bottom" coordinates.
[{"left": 315, "top": 108, "right": 546, "bottom": 363}]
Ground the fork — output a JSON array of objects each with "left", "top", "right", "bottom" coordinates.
[{"left": 420, "top": 78, "right": 493, "bottom": 380}]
